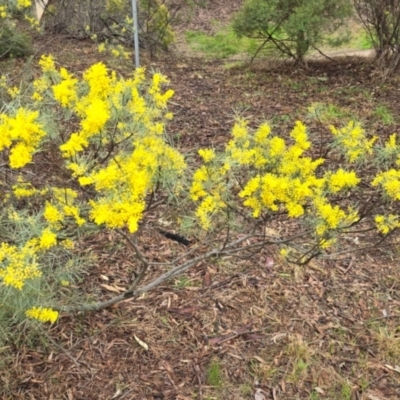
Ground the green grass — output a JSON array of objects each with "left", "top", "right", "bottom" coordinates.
[
  {"left": 173, "top": 276, "right": 197, "bottom": 288},
  {"left": 345, "top": 29, "right": 374, "bottom": 51},
  {"left": 185, "top": 26, "right": 272, "bottom": 59},
  {"left": 373, "top": 325, "right": 400, "bottom": 362},
  {"left": 206, "top": 359, "right": 223, "bottom": 387},
  {"left": 373, "top": 104, "right": 394, "bottom": 125},
  {"left": 239, "top": 383, "right": 252, "bottom": 395},
  {"left": 329, "top": 21, "right": 374, "bottom": 51},
  {"left": 308, "top": 102, "right": 353, "bottom": 125},
  {"left": 357, "top": 32, "right": 374, "bottom": 50},
  {"left": 309, "top": 390, "right": 321, "bottom": 400},
  {"left": 185, "top": 19, "right": 374, "bottom": 62},
  {"left": 340, "top": 381, "right": 353, "bottom": 400},
  {"left": 289, "top": 359, "right": 309, "bottom": 383}
]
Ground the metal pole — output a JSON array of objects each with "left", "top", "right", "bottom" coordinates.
[{"left": 131, "top": 0, "right": 140, "bottom": 68}]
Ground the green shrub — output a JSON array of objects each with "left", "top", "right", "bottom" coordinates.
[
  {"left": 0, "top": 25, "right": 32, "bottom": 59},
  {"left": 0, "top": 1, "right": 33, "bottom": 60},
  {"left": 233, "top": 0, "right": 353, "bottom": 63}
]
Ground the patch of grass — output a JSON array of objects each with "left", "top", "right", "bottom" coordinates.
[
  {"left": 239, "top": 383, "right": 252, "bottom": 395},
  {"left": 336, "top": 22, "right": 374, "bottom": 51},
  {"left": 206, "top": 359, "right": 223, "bottom": 387},
  {"left": 286, "top": 334, "right": 313, "bottom": 383},
  {"left": 309, "top": 390, "right": 321, "bottom": 400},
  {"left": 373, "top": 326, "right": 400, "bottom": 362},
  {"left": 358, "top": 377, "right": 370, "bottom": 392},
  {"left": 223, "top": 61, "right": 246, "bottom": 70},
  {"left": 185, "top": 25, "right": 273, "bottom": 59},
  {"left": 373, "top": 104, "right": 394, "bottom": 125},
  {"left": 173, "top": 276, "right": 196, "bottom": 288},
  {"left": 340, "top": 381, "right": 353, "bottom": 400},
  {"left": 248, "top": 358, "right": 278, "bottom": 382},
  {"left": 335, "top": 85, "right": 371, "bottom": 98},
  {"left": 271, "top": 114, "right": 293, "bottom": 128},
  {"left": 289, "top": 358, "right": 309, "bottom": 382},
  {"left": 287, "top": 334, "right": 312, "bottom": 360},
  {"left": 285, "top": 79, "right": 304, "bottom": 91},
  {"left": 358, "top": 32, "right": 374, "bottom": 50},
  {"left": 308, "top": 102, "right": 353, "bottom": 125},
  {"left": 321, "top": 104, "right": 349, "bottom": 122}
]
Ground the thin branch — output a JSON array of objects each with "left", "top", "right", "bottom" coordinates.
[
  {"left": 116, "top": 229, "right": 149, "bottom": 288},
  {"left": 310, "top": 45, "right": 338, "bottom": 63},
  {"left": 55, "top": 233, "right": 258, "bottom": 312}
]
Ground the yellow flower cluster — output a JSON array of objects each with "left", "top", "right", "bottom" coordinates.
[
  {"left": 190, "top": 164, "right": 227, "bottom": 230},
  {"left": 108, "top": 45, "right": 131, "bottom": 59},
  {"left": 38, "top": 54, "right": 56, "bottom": 72},
  {"left": 326, "top": 169, "right": 360, "bottom": 193},
  {"left": 0, "top": 5, "right": 8, "bottom": 18},
  {"left": 25, "top": 307, "right": 59, "bottom": 323},
  {"left": 330, "top": 121, "right": 377, "bottom": 163},
  {"left": 372, "top": 169, "right": 400, "bottom": 200},
  {"left": 375, "top": 214, "right": 400, "bottom": 234},
  {"left": 12, "top": 179, "right": 39, "bottom": 198},
  {"left": 43, "top": 188, "right": 85, "bottom": 227},
  {"left": 232, "top": 120, "right": 325, "bottom": 218},
  {"left": 7, "top": 86, "right": 20, "bottom": 98},
  {"left": 0, "top": 242, "right": 41, "bottom": 290},
  {"left": 17, "top": 0, "right": 32, "bottom": 8},
  {"left": 50, "top": 62, "right": 172, "bottom": 161},
  {"left": 81, "top": 133, "right": 185, "bottom": 232},
  {"left": 191, "top": 119, "right": 362, "bottom": 242},
  {"left": 313, "top": 199, "right": 358, "bottom": 236},
  {"left": 198, "top": 148, "right": 216, "bottom": 163},
  {"left": 0, "top": 182, "right": 84, "bottom": 292},
  {"left": 39, "top": 228, "right": 58, "bottom": 249},
  {"left": 0, "top": 108, "right": 46, "bottom": 168},
  {"left": 53, "top": 69, "right": 78, "bottom": 108},
  {"left": 149, "top": 73, "right": 175, "bottom": 108},
  {"left": 31, "top": 58, "right": 183, "bottom": 233}
]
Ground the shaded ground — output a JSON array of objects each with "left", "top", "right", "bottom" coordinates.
[{"left": 2, "top": 4, "right": 400, "bottom": 400}]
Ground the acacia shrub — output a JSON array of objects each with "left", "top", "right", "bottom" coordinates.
[{"left": 0, "top": 56, "right": 399, "bottom": 334}]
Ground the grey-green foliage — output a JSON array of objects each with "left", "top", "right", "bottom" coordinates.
[
  {"left": 0, "top": 23, "right": 32, "bottom": 59},
  {"left": 0, "top": 205, "right": 88, "bottom": 347},
  {"left": 232, "top": 0, "right": 353, "bottom": 63}
]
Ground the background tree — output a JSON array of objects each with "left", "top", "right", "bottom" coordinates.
[
  {"left": 41, "top": 0, "right": 197, "bottom": 56},
  {"left": 233, "top": 0, "right": 353, "bottom": 63},
  {"left": 354, "top": 0, "right": 400, "bottom": 76}
]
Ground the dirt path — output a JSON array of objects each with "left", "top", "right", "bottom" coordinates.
[{"left": 310, "top": 48, "right": 375, "bottom": 60}]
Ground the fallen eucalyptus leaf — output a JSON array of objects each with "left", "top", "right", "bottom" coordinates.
[
  {"left": 254, "top": 388, "right": 266, "bottom": 400},
  {"left": 134, "top": 335, "right": 149, "bottom": 351}
]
